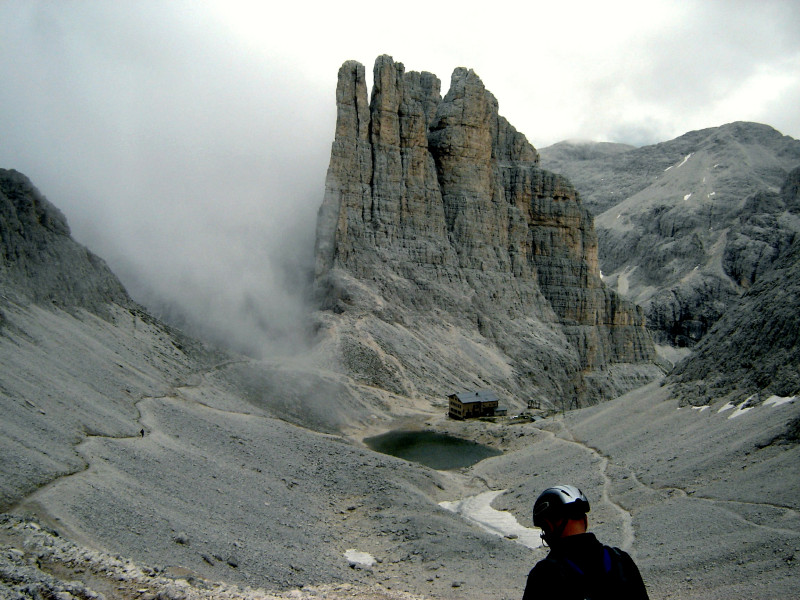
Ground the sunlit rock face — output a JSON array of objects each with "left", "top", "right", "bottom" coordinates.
[{"left": 313, "top": 55, "right": 658, "bottom": 409}]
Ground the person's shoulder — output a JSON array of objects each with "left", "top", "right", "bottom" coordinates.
[
  {"left": 605, "top": 545, "right": 628, "bottom": 559},
  {"left": 602, "top": 545, "right": 650, "bottom": 599},
  {"left": 605, "top": 546, "right": 640, "bottom": 569},
  {"left": 528, "top": 555, "right": 568, "bottom": 579},
  {"left": 525, "top": 556, "right": 572, "bottom": 599},
  {"left": 531, "top": 555, "right": 557, "bottom": 568}
]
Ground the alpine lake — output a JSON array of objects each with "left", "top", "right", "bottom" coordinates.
[{"left": 364, "top": 429, "right": 502, "bottom": 470}]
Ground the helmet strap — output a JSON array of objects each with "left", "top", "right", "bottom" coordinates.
[{"left": 541, "top": 518, "right": 568, "bottom": 547}]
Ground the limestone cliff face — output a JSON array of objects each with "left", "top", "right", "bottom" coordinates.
[{"left": 313, "top": 56, "right": 657, "bottom": 408}]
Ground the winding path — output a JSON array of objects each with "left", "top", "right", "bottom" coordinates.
[
  {"left": 537, "top": 418, "right": 800, "bottom": 547},
  {"left": 539, "top": 421, "right": 636, "bottom": 549},
  {"left": 10, "top": 359, "right": 249, "bottom": 520}
]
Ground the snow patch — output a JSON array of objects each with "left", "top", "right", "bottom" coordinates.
[
  {"left": 440, "top": 490, "right": 543, "bottom": 550},
  {"left": 344, "top": 549, "right": 376, "bottom": 567},
  {"left": 728, "top": 402, "right": 754, "bottom": 419},
  {"left": 713, "top": 396, "right": 796, "bottom": 420},
  {"left": 617, "top": 269, "right": 631, "bottom": 296},
  {"left": 764, "top": 395, "right": 797, "bottom": 408},
  {"left": 677, "top": 153, "right": 693, "bottom": 168},
  {"left": 692, "top": 406, "right": 709, "bottom": 412},
  {"left": 684, "top": 193, "right": 692, "bottom": 201}
]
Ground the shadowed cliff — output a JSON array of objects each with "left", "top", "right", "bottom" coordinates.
[
  {"left": 667, "top": 167, "right": 800, "bottom": 408},
  {"left": 0, "top": 169, "right": 130, "bottom": 314}
]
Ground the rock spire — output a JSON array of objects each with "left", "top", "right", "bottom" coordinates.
[{"left": 313, "top": 56, "right": 658, "bottom": 408}]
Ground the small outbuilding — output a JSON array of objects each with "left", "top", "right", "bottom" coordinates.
[{"left": 448, "top": 390, "right": 501, "bottom": 420}]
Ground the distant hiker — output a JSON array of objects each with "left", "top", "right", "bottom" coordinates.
[
  {"left": 522, "top": 485, "right": 649, "bottom": 600},
  {"left": 140, "top": 428, "right": 145, "bottom": 437}
]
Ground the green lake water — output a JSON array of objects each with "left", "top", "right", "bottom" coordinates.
[{"left": 364, "top": 429, "right": 502, "bottom": 470}]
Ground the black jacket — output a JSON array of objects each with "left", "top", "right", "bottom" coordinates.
[{"left": 522, "top": 533, "right": 649, "bottom": 600}]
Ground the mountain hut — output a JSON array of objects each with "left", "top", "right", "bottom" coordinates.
[{"left": 448, "top": 390, "right": 502, "bottom": 419}]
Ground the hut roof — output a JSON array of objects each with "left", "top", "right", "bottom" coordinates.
[{"left": 451, "top": 390, "right": 499, "bottom": 404}]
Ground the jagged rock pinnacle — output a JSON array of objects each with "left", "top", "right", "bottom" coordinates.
[{"left": 313, "top": 56, "right": 658, "bottom": 407}]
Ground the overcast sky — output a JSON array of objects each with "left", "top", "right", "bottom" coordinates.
[{"left": 1, "top": 0, "right": 799, "bottom": 356}]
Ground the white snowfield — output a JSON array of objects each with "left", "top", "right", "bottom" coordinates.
[
  {"left": 664, "top": 153, "right": 693, "bottom": 172},
  {"left": 439, "top": 490, "right": 543, "bottom": 550},
  {"left": 764, "top": 395, "right": 797, "bottom": 408},
  {"left": 344, "top": 549, "right": 376, "bottom": 568},
  {"left": 715, "top": 395, "right": 796, "bottom": 419}
]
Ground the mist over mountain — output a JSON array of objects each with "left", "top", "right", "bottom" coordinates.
[{"left": 540, "top": 123, "right": 800, "bottom": 347}]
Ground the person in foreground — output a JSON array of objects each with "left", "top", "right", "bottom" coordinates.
[{"left": 522, "top": 485, "right": 649, "bottom": 600}]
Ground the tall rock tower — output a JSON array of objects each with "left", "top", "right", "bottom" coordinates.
[{"left": 313, "top": 56, "right": 658, "bottom": 409}]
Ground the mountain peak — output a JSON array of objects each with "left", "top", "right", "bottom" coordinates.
[{"left": 312, "top": 56, "right": 658, "bottom": 409}]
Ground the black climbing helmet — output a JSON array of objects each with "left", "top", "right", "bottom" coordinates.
[{"left": 533, "top": 485, "right": 590, "bottom": 528}]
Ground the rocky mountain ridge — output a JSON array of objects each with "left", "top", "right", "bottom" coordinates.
[
  {"left": 0, "top": 169, "right": 218, "bottom": 511},
  {"left": 313, "top": 56, "right": 659, "bottom": 410},
  {"left": 666, "top": 167, "right": 800, "bottom": 407},
  {"left": 540, "top": 123, "right": 800, "bottom": 347},
  {"left": 0, "top": 169, "right": 130, "bottom": 314}
]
